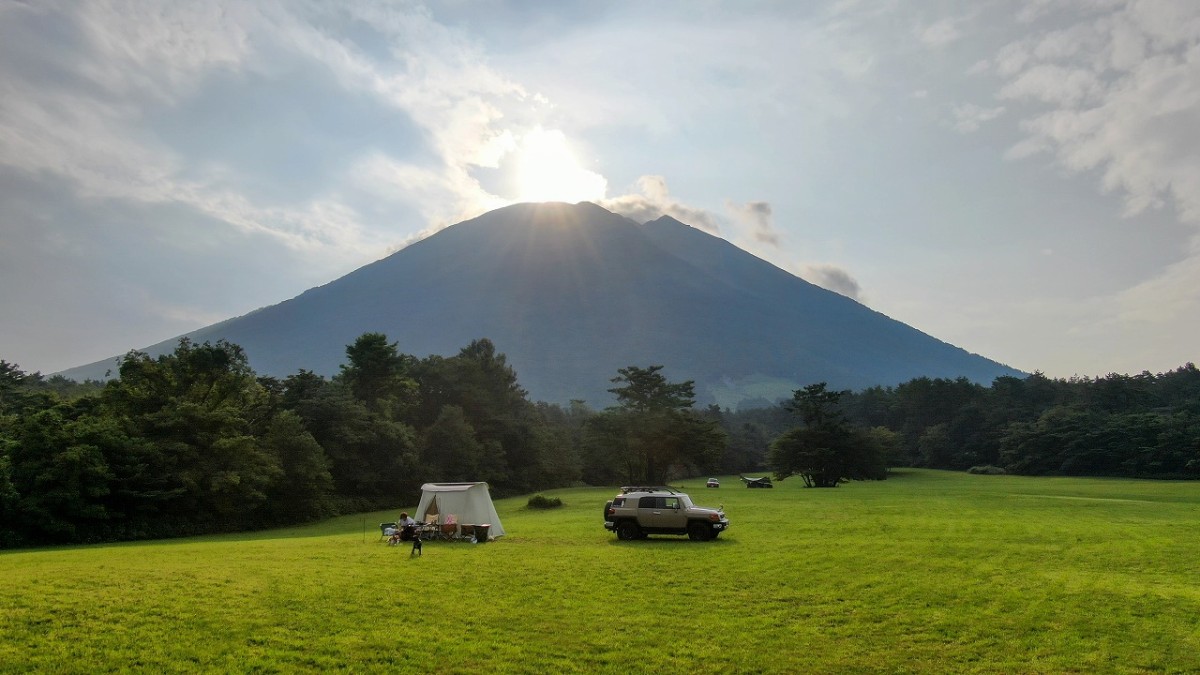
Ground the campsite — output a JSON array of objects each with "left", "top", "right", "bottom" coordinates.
[
  {"left": 413, "top": 482, "right": 505, "bottom": 540},
  {"left": 3, "top": 470, "right": 1199, "bottom": 673}
]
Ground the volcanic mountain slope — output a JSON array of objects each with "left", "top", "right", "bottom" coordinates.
[{"left": 61, "top": 201, "right": 1023, "bottom": 408}]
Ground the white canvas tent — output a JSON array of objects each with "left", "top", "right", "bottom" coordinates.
[{"left": 414, "top": 482, "right": 505, "bottom": 539}]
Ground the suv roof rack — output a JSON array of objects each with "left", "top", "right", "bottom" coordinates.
[{"left": 618, "top": 486, "right": 682, "bottom": 495}]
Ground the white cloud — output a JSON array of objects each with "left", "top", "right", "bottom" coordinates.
[
  {"left": 601, "top": 176, "right": 721, "bottom": 233},
  {"left": 919, "top": 17, "right": 964, "bottom": 48},
  {"left": 974, "top": 0, "right": 1200, "bottom": 375},
  {"left": 1112, "top": 235, "right": 1200, "bottom": 325},
  {"left": 997, "top": 1, "right": 1200, "bottom": 224},
  {"left": 952, "top": 103, "right": 1007, "bottom": 133},
  {"left": 999, "top": 64, "right": 1104, "bottom": 106},
  {"left": 0, "top": 0, "right": 550, "bottom": 250},
  {"left": 605, "top": 179, "right": 864, "bottom": 304},
  {"left": 0, "top": 0, "right": 571, "bottom": 372}
]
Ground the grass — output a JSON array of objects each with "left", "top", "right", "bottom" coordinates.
[{"left": 3, "top": 470, "right": 1200, "bottom": 673}]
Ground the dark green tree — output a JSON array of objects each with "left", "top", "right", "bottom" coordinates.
[
  {"left": 260, "top": 411, "right": 335, "bottom": 521},
  {"left": 102, "top": 339, "right": 284, "bottom": 530},
  {"left": 411, "top": 339, "right": 568, "bottom": 494},
  {"left": 583, "top": 365, "right": 725, "bottom": 484},
  {"left": 340, "top": 333, "right": 417, "bottom": 414},
  {"left": 286, "top": 379, "right": 416, "bottom": 510},
  {"left": 0, "top": 448, "right": 20, "bottom": 546},
  {"left": 769, "top": 382, "right": 886, "bottom": 487},
  {"left": 7, "top": 404, "right": 114, "bottom": 541},
  {"left": 421, "top": 405, "right": 490, "bottom": 482}
]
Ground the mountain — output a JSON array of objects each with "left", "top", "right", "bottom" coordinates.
[{"left": 60, "top": 201, "right": 1024, "bottom": 408}]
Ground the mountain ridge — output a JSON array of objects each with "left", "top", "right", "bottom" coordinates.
[{"left": 60, "top": 201, "right": 1024, "bottom": 408}]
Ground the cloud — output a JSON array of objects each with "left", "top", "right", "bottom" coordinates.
[
  {"left": 601, "top": 176, "right": 721, "bottom": 233},
  {"left": 0, "top": 0, "right": 570, "bottom": 372},
  {"left": 919, "top": 17, "right": 964, "bottom": 48},
  {"left": 799, "top": 264, "right": 863, "bottom": 302},
  {"left": 604, "top": 177, "right": 860, "bottom": 303},
  {"left": 727, "top": 200, "right": 781, "bottom": 247},
  {"left": 993, "top": 1, "right": 1200, "bottom": 225},
  {"left": 951, "top": 103, "right": 1007, "bottom": 133},
  {"left": 969, "top": 0, "right": 1200, "bottom": 375},
  {"left": 0, "top": 0, "right": 545, "bottom": 253},
  {"left": 1111, "top": 235, "right": 1200, "bottom": 325}
]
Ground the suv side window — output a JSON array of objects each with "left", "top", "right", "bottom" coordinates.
[
  {"left": 663, "top": 497, "right": 680, "bottom": 509},
  {"left": 638, "top": 496, "right": 657, "bottom": 508},
  {"left": 612, "top": 498, "right": 625, "bottom": 507}
]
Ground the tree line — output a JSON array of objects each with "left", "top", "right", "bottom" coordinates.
[
  {"left": 719, "top": 367, "right": 1200, "bottom": 482},
  {"left": 6, "top": 336, "right": 1198, "bottom": 548},
  {"left": 0, "top": 337, "right": 724, "bottom": 548}
]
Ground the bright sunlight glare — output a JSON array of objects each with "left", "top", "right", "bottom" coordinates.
[{"left": 514, "top": 128, "right": 607, "bottom": 203}]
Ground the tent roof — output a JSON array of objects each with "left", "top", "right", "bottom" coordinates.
[{"left": 420, "top": 482, "right": 487, "bottom": 493}]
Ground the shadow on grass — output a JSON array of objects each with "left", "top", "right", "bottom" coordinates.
[{"left": 606, "top": 536, "right": 738, "bottom": 547}]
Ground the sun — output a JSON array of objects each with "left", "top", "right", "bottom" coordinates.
[{"left": 513, "top": 128, "right": 607, "bottom": 203}]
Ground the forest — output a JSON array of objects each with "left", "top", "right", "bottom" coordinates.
[
  {"left": 721, "top": 367, "right": 1200, "bottom": 480},
  {"left": 3, "top": 335, "right": 1199, "bottom": 547},
  {"left": 0, "top": 336, "right": 723, "bottom": 547}
]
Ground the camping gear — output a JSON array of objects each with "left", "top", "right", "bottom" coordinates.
[
  {"left": 414, "top": 482, "right": 506, "bottom": 540},
  {"left": 739, "top": 475, "right": 774, "bottom": 488}
]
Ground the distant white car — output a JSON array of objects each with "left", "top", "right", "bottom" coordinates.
[{"left": 706, "top": 478, "right": 720, "bottom": 488}]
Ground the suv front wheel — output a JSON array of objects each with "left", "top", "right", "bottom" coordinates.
[
  {"left": 687, "top": 521, "right": 713, "bottom": 541},
  {"left": 617, "top": 521, "right": 642, "bottom": 541}
]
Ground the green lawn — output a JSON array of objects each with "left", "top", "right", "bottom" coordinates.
[{"left": 3, "top": 470, "right": 1200, "bottom": 673}]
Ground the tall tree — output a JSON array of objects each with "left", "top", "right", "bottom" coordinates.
[
  {"left": 339, "top": 333, "right": 417, "bottom": 413},
  {"left": 608, "top": 365, "right": 695, "bottom": 412},
  {"left": 584, "top": 365, "right": 725, "bottom": 484},
  {"left": 102, "top": 339, "right": 284, "bottom": 530},
  {"left": 769, "top": 382, "right": 887, "bottom": 487}
]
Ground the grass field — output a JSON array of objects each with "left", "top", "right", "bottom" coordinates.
[{"left": 3, "top": 470, "right": 1200, "bottom": 674}]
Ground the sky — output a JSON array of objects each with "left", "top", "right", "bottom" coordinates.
[{"left": 2, "top": 0, "right": 1199, "bottom": 380}]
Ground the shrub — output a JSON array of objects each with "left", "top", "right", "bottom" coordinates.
[
  {"left": 526, "top": 494, "right": 564, "bottom": 509},
  {"left": 968, "top": 465, "right": 1007, "bottom": 475}
]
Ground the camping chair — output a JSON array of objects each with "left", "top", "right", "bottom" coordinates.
[
  {"left": 379, "top": 522, "right": 397, "bottom": 542},
  {"left": 420, "top": 513, "right": 439, "bottom": 540}
]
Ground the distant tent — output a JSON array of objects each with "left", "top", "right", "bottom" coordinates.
[{"left": 414, "top": 482, "right": 505, "bottom": 539}]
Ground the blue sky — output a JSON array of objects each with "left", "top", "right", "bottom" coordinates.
[{"left": 2, "top": 0, "right": 1198, "bottom": 379}]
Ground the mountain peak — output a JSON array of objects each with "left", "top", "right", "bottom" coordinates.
[{"left": 60, "top": 202, "right": 1023, "bottom": 408}]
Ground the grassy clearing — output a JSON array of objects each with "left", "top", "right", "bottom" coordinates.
[{"left": 3, "top": 470, "right": 1200, "bottom": 673}]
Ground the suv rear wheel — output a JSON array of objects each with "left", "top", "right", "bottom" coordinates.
[
  {"left": 617, "top": 521, "right": 642, "bottom": 541},
  {"left": 687, "top": 521, "right": 713, "bottom": 541}
]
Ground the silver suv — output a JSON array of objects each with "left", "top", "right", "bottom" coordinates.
[{"left": 603, "top": 486, "right": 729, "bottom": 541}]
